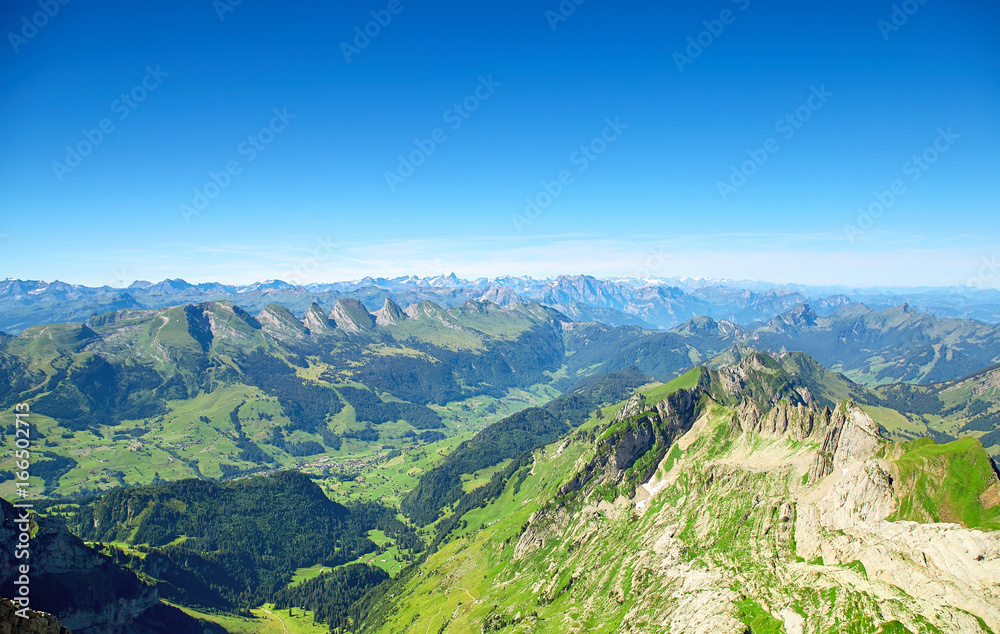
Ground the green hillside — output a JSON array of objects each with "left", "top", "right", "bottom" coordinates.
[
  {"left": 353, "top": 354, "right": 1000, "bottom": 633},
  {"left": 0, "top": 299, "right": 585, "bottom": 497}
]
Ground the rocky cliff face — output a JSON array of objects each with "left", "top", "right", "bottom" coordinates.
[
  {"left": 376, "top": 354, "right": 1000, "bottom": 633},
  {"left": 330, "top": 298, "right": 375, "bottom": 332},
  {"left": 0, "top": 499, "right": 162, "bottom": 634},
  {"left": 256, "top": 303, "right": 310, "bottom": 342},
  {"left": 0, "top": 598, "right": 70, "bottom": 634},
  {"left": 511, "top": 395, "right": 1000, "bottom": 632},
  {"left": 302, "top": 302, "right": 336, "bottom": 335},
  {"left": 374, "top": 298, "right": 407, "bottom": 326}
]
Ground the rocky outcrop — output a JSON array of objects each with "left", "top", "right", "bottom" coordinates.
[
  {"left": 738, "top": 398, "right": 823, "bottom": 440},
  {"left": 330, "top": 298, "right": 374, "bottom": 332},
  {"left": 374, "top": 298, "right": 407, "bottom": 326},
  {"left": 0, "top": 598, "right": 70, "bottom": 634},
  {"left": 796, "top": 462, "right": 1000, "bottom": 632},
  {"left": 551, "top": 387, "right": 703, "bottom": 510},
  {"left": 614, "top": 393, "right": 647, "bottom": 423},
  {"left": 476, "top": 285, "right": 522, "bottom": 306},
  {"left": 0, "top": 499, "right": 159, "bottom": 634},
  {"left": 257, "top": 303, "right": 309, "bottom": 341},
  {"left": 809, "top": 400, "right": 882, "bottom": 481},
  {"left": 403, "top": 301, "right": 463, "bottom": 330},
  {"left": 302, "top": 302, "right": 336, "bottom": 335}
]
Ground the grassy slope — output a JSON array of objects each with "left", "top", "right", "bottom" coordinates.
[
  {"left": 890, "top": 436, "right": 1000, "bottom": 530},
  {"left": 376, "top": 415, "right": 607, "bottom": 633},
  {"left": 169, "top": 601, "right": 330, "bottom": 634},
  {"left": 370, "top": 383, "right": 1000, "bottom": 633}
]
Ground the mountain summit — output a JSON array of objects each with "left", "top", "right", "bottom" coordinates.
[{"left": 367, "top": 351, "right": 1000, "bottom": 632}]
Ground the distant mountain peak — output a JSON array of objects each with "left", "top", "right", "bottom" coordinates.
[
  {"left": 331, "top": 298, "right": 375, "bottom": 332},
  {"left": 375, "top": 298, "right": 407, "bottom": 326},
  {"left": 302, "top": 302, "right": 335, "bottom": 334}
]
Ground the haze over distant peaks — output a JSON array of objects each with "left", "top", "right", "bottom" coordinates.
[{"left": 1, "top": 274, "right": 999, "bottom": 335}]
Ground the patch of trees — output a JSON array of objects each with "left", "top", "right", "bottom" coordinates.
[
  {"left": 320, "top": 427, "right": 342, "bottom": 450},
  {"left": 227, "top": 403, "right": 276, "bottom": 464},
  {"left": 876, "top": 385, "right": 944, "bottom": 415},
  {"left": 272, "top": 564, "right": 389, "bottom": 630},
  {"left": 348, "top": 354, "right": 463, "bottom": 405},
  {"left": 32, "top": 355, "right": 167, "bottom": 430},
  {"left": 237, "top": 350, "right": 342, "bottom": 434},
  {"left": 155, "top": 372, "right": 189, "bottom": 400},
  {"left": 344, "top": 426, "right": 380, "bottom": 442},
  {"left": 70, "top": 471, "right": 379, "bottom": 609},
  {"left": 263, "top": 424, "right": 338, "bottom": 458},
  {"left": 962, "top": 411, "right": 1000, "bottom": 434},
  {"left": 0, "top": 352, "right": 43, "bottom": 409},
  {"left": 236, "top": 436, "right": 275, "bottom": 463},
  {"left": 417, "top": 431, "right": 446, "bottom": 443},
  {"left": 284, "top": 440, "right": 325, "bottom": 456},
  {"left": 218, "top": 463, "right": 241, "bottom": 478},
  {"left": 545, "top": 366, "right": 648, "bottom": 426},
  {"left": 979, "top": 427, "right": 1000, "bottom": 450},
  {"left": 338, "top": 385, "right": 444, "bottom": 429},
  {"left": 967, "top": 400, "right": 991, "bottom": 417},
  {"left": 32, "top": 454, "right": 77, "bottom": 492},
  {"left": 400, "top": 407, "right": 567, "bottom": 525},
  {"left": 346, "top": 500, "right": 423, "bottom": 554}
]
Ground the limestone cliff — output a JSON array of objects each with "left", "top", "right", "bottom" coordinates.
[
  {"left": 0, "top": 598, "right": 70, "bottom": 634},
  {"left": 0, "top": 499, "right": 213, "bottom": 634},
  {"left": 372, "top": 353, "right": 1000, "bottom": 633}
]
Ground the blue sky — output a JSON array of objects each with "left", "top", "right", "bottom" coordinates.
[{"left": 1, "top": 0, "right": 998, "bottom": 287}]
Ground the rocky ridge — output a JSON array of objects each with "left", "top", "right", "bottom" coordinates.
[{"left": 372, "top": 352, "right": 1000, "bottom": 632}]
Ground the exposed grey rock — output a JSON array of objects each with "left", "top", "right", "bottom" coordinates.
[
  {"left": 0, "top": 598, "right": 70, "bottom": 634},
  {"left": 330, "top": 298, "right": 374, "bottom": 332},
  {"left": 374, "top": 298, "right": 407, "bottom": 326},
  {"left": 257, "top": 303, "right": 309, "bottom": 341},
  {"left": 302, "top": 301, "right": 335, "bottom": 335}
]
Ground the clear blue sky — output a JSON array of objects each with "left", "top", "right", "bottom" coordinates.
[{"left": 1, "top": 0, "right": 998, "bottom": 288}]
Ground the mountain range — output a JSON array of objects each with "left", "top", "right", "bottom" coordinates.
[
  {"left": 3, "top": 287, "right": 1000, "bottom": 632},
  {"left": 3, "top": 274, "right": 1000, "bottom": 334},
  {"left": 361, "top": 352, "right": 1000, "bottom": 633},
  {"left": 2, "top": 296, "right": 1000, "bottom": 506},
  {"left": 10, "top": 349, "right": 999, "bottom": 632}
]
